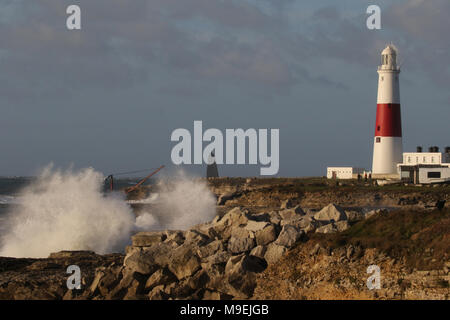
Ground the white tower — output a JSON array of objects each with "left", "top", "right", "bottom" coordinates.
[{"left": 372, "top": 45, "right": 403, "bottom": 175}]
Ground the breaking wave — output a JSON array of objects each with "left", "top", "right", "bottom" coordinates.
[{"left": 0, "top": 166, "right": 216, "bottom": 258}]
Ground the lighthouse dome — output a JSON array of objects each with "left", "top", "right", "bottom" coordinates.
[
  {"left": 382, "top": 45, "right": 397, "bottom": 56},
  {"left": 380, "top": 44, "right": 398, "bottom": 70}
]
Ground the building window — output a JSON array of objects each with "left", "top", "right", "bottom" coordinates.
[
  {"left": 376, "top": 137, "right": 381, "bottom": 143},
  {"left": 408, "top": 157, "right": 411, "bottom": 163},
  {"left": 427, "top": 172, "right": 441, "bottom": 179}
]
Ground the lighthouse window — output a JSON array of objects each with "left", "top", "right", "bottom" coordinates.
[
  {"left": 377, "top": 125, "right": 380, "bottom": 132},
  {"left": 376, "top": 137, "right": 381, "bottom": 143},
  {"left": 427, "top": 172, "right": 441, "bottom": 179},
  {"left": 381, "top": 76, "right": 384, "bottom": 81}
]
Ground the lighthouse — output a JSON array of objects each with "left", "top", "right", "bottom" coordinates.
[{"left": 372, "top": 45, "right": 403, "bottom": 175}]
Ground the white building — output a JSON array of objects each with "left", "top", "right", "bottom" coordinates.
[
  {"left": 326, "top": 167, "right": 366, "bottom": 179},
  {"left": 397, "top": 148, "right": 450, "bottom": 184}
]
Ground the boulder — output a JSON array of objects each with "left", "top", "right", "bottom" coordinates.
[
  {"left": 124, "top": 242, "right": 175, "bottom": 275},
  {"left": 228, "top": 236, "right": 255, "bottom": 254},
  {"left": 197, "top": 240, "right": 224, "bottom": 259},
  {"left": 131, "top": 231, "right": 166, "bottom": 247},
  {"left": 269, "top": 211, "right": 282, "bottom": 225},
  {"left": 144, "top": 268, "right": 177, "bottom": 292},
  {"left": 203, "top": 251, "right": 231, "bottom": 266},
  {"left": 108, "top": 270, "right": 145, "bottom": 300},
  {"left": 279, "top": 206, "right": 305, "bottom": 220},
  {"left": 184, "top": 229, "right": 209, "bottom": 245},
  {"left": 224, "top": 255, "right": 266, "bottom": 298},
  {"left": 255, "top": 224, "right": 278, "bottom": 246},
  {"left": 148, "top": 285, "right": 168, "bottom": 300},
  {"left": 250, "top": 245, "right": 267, "bottom": 259},
  {"left": 123, "top": 274, "right": 147, "bottom": 300},
  {"left": 315, "top": 223, "right": 337, "bottom": 234},
  {"left": 168, "top": 243, "right": 201, "bottom": 280},
  {"left": 230, "top": 227, "right": 254, "bottom": 239},
  {"left": 213, "top": 207, "right": 249, "bottom": 239},
  {"left": 48, "top": 250, "right": 96, "bottom": 259},
  {"left": 264, "top": 243, "right": 287, "bottom": 264},
  {"left": 275, "top": 225, "right": 304, "bottom": 248},
  {"left": 123, "top": 251, "right": 158, "bottom": 275},
  {"left": 281, "top": 216, "right": 319, "bottom": 233},
  {"left": 164, "top": 230, "right": 185, "bottom": 245},
  {"left": 314, "top": 203, "right": 347, "bottom": 222},
  {"left": 245, "top": 220, "right": 270, "bottom": 232}
]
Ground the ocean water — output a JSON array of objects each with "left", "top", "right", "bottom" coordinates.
[
  {"left": 0, "top": 176, "right": 139, "bottom": 249},
  {"left": 0, "top": 171, "right": 216, "bottom": 258}
]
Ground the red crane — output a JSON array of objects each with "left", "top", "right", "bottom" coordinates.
[{"left": 105, "top": 165, "right": 165, "bottom": 194}]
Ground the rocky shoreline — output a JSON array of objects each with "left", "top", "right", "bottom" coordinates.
[{"left": 1, "top": 179, "right": 449, "bottom": 300}]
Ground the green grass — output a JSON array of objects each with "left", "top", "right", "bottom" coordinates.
[{"left": 310, "top": 208, "right": 450, "bottom": 270}]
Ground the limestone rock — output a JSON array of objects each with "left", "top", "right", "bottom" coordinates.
[
  {"left": 228, "top": 236, "right": 255, "bottom": 254},
  {"left": 148, "top": 285, "right": 168, "bottom": 300},
  {"left": 203, "top": 251, "right": 231, "bottom": 266},
  {"left": 197, "top": 240, "right": 224, "bottom": 259},
  {"left": 255, "top": 224, "right": 278, "bottom": 246},
  {"left": 264, "top": 243, "right": 287, "bottom": 264},
  {"left": 269, "top": 211, "right": 282, "bottom": 225},
  {"left": 314, "top": 203, "right": 347, "bottom": 222},
  {"left": 245, "top": 220, "right": 270, "bottom": 232},
  {"left": 275, "top": 225, "right": 304, "bottom": 248},
  {"left": 185, "top": 229, "right": 209, "bottom": 245},
  {"left": 144, "top": 268, "right": 177, "bottom": 292},
  {"left": 250, "top": 245, "right": 267, "bottom": 259},
  {"left": 213, "top": 207, "right": 249, "bottom": 239},
  {"left": 123, "top": 251, "right": 159, "bottom": 275},
  {"left": 123, "top": 242, "right": 174, "bottom": 274},
  {"left": 279, "top": 206, "right": 305, "bottom": 220},
  {"left": 223, "top": 254, "right": 266, "bottom": 298},
  {"left": 168, "top": 243, "right": 201, "bottom": 280},
  {"left": 315, "top": 223, "right": 337, "bottom": 234},
  {"left": 131, "top": 231, "right": 166, "bottom": 247}
]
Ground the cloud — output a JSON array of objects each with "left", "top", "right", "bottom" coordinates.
[
  {"left": 384, "top": 0, "right": 450, "bottom": 85},
  {"left": 0, "top": 0, "right": 343, "bottom": 101}
]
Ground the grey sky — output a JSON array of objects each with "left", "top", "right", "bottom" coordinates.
[{"left": 0, "top": 0, "right": 449, "bottom": 177}]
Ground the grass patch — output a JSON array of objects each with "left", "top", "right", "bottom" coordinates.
[{"left": 309, "top": 208, "right": 450, "bottom": 270}]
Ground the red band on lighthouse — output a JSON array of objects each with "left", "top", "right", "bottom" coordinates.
[{"left": 375, "top": 103, "right": 402, "bottom": 137}]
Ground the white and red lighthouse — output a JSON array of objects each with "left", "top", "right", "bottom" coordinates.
[{"left": 372, "top": 45, "right": 403, "bottom": 175}]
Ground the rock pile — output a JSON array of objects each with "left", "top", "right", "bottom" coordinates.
[{"left": 80, "top": 202, "right": 363, "bottom": 300}]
